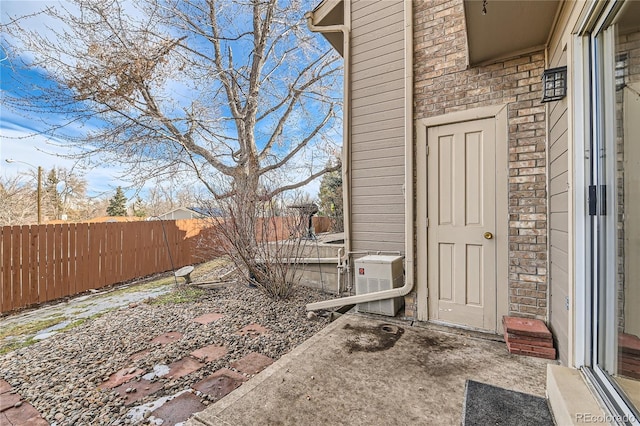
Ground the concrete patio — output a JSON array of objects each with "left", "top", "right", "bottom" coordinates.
[{"left": 188, "top": 313, "right": 554, "bottom": 426}]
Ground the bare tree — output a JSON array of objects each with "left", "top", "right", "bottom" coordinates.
[
  {"left": 3, "top": 0, "right": 342, "bottom": 295},
  {"left": 41, "top": 167, "right": 88, "bottom": 221},
  {"left": 2, "top": 0, "right": 341, "bottom": 199},
  {"left": 0, "top": 175, "right": 37, "bottom": 226}
]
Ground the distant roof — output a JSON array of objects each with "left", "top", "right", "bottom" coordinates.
[
  {"left": 156, "top": 206, "right": 223, "bottom": 218},
  {"left": 84, "top": 216, "right": 145, "bottom": 223},
  {"left": 188, "top": 206, "right": 223, "bottom": 217}
]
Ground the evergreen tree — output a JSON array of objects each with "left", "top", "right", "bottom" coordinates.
[
  {"left": 318, "top": 166, "right": 343, "bottom": 232},
  {"left": 43, "top": 168, "right": 63, "bottom": 220},
  {"left": 107, "top": 187, "right": 128, "bottom": 216},
  {"left": 131, "top": 196, "right": 147, "bottom": 218}
]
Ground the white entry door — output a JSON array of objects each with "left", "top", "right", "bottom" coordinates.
[{"left": 427, "top": 118, "right": 497, "bottom": 331}]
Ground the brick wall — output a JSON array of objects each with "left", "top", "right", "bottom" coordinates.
[{"left": 407, "top": 0, "right": 548, "bottom": 320}]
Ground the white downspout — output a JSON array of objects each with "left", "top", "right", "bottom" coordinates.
[
  {"left": 307, "top": 0, "right": 414, "bottom": 312},
  {"left": 305, "top": 2, "right": 351, "bottom": 294}
]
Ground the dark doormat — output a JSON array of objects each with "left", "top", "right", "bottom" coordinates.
[{"left": 462, "top": 380, "right": 554, "bottom": 426}]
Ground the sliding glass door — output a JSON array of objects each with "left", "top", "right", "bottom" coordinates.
[{"left": 589, "top": 1, "right": 640, "bottom": 421}]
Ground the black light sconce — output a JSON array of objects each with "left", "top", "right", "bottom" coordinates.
[{"left": 541, "top": 66, "right": 567, "bottom": 103}]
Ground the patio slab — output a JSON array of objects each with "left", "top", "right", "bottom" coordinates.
[
  {"left": 235, "top": 323, "right": 269, "bottom": 337},
  {"left": 190, "top": 344, "right": 227, "bottom": 362},
  {"left": 0, "top": 393, "right": 21, "bottom": 411},
  {"left": 114, "top": 379, "right": 164, "bottom": 405},
  {"left": 0, "top": 379, "right": 12, "bottom": 394},
  {"left": 230, "top": 352, "right": 274, "bottom": 376},
  {"left": 151, "top": 391, "right": 205, "bottom": 426},
  {"left": 151, "top": 331, "right": 183, "bottom": 345},
  {"left": 192, "top": 313, "right": 224, "bottom": 325},
  {"left": 129, "top": 348, "right": 152, "bottom": 362},
  {"left": 98, "top": 367, "right": 144, "bottom": 389},
  {"left": 168, "top": 357, "right": 204, "bottom": 379},
  {"left": 193, "top": 368, "right": 247, "bottom": 401},
  {"left": 2, "top": 402, "right": 48, "bottom": 425},
  {"left": 188, "top": 314, "right": 553, "bottom": 426}
]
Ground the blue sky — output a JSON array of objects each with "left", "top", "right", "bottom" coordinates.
[
  {"left": 1, "top": 1, "right": 130, "bottom": 197},
  {"left": 0, "top": 0, "right": 338, "bottom": 201}
]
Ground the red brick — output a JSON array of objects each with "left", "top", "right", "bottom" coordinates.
[
  {"left": 503, "top": 316, "right": 551, "bottom": 339},
  {"left": 506, "top": 340, "right": 556, "bottom": 359},
  {"left": 619, "top": 333, "right": 640, "bottom": 355},
  {"left": 507, "top": 342, "right": 556, "bottom": 359}
]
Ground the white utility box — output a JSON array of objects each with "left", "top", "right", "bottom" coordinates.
[{"left": 354, "top": 255, "right": 404, "bottom": 316}]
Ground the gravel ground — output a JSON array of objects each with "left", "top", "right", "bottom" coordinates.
[{"left": 0, "top": 276, "right": 333, "bottom": 425}]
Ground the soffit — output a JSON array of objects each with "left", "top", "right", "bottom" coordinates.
[
  {"left": 464, "top": 0, "right": 561, "bottom": 66},
  {"left": 310, "top": 0, "right": 344, "bottom": 55}
]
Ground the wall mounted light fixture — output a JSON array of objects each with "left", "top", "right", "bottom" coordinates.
[{"left": 541, "top": 66, "right": 567, "bottom": 102}]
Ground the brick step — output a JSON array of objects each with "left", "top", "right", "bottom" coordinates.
[
  {"left": 619, "top": 353, "right": 640, "bottom": 368},
  {"left": 619, "top": 367, "right": 640, "bottom": 380},
  {"left": 619, "top": 333, "right": 640, "bottom": 356},
  {"left": 503, "top": 316, "right": 552, "bottom": 339},
  {"left": 506, "top": 340, "right": 557, "bottom": 360},
  {"left": 505, "top": 332, "right": 554, "bottom": 348}
]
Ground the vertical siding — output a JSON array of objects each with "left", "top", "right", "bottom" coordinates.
[
  {"left": 549, "top": 88, "right": 569, "bottom": 366},
  {"left": 350, "top": 0, "right": 406, "bottom": 252},
  {"left": 547, "top": 1, "right": 577, "bottom": 366}
]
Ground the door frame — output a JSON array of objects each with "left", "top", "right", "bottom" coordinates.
[{"left": 416, "top": 104, "right": 509, "bottom": 332}]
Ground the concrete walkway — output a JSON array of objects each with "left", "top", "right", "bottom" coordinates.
[{"left": 188, "top": 314, "right": 554, "bottom": 426}]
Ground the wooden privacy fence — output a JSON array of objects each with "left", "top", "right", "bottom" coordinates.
[
  {"left": 0, "top": 219, "right": 213, "bottom": 314},
  {"left": 0, "top": 216, "right": 334, "bottom": 314}
]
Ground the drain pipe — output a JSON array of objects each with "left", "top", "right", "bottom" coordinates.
[
  {"left": 307, "top": 0, "right": 414, "bottom": 312},
  {"left": 305, "top": 4, "right": 352, "bottom": 296}
]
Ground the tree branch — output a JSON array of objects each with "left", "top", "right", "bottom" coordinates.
[
  {"left": 263, "top": 161, "right": 341, "bottom": 200},
  {"left": 259, "top": 105, "right": 334, "bottom": 176}
]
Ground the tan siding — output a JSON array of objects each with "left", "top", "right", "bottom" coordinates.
[
  {"left": 548, "top": 19, "right": 571, "bottom": 364},
  {"left": 349, "top": 0, "right": 406, "bottom": 252},
  {"left": 352, "top": 146, "right": 404, "bottom": 161}
]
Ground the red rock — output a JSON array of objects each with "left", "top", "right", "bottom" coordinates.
[
  {"left": 98, "top": 367, "right": 144, "bottom": 389},
  {"left": 113, "top": 379, "right": 164, "bottom": 405},
  {"left": 503, "top": 316, "right": 552, "bottom": 339},
  {"left": 235, "top": 324, "right": 269, "bottom": 337},
  {"left": 168, "top": 357, "right": 204, "bottom": 379},
  {"left": 192, "top": 313, "right": 224, "bottom": 325},
  {"left": 151, "top": 331, "right": 183, "bottom": 345},
  {"left": 193, "top": 368, "right": 247, "bottom": 401},
  {"left": 3, "top": 402, "right": 48, "bottom": 425},
  {"left": 0, "top": 380, "right": 12, "bottom": 395},
  {"left": 230, "top": 352, "right": 274, "bottom": 375},
  {"left": 150, "top": 392, "right": 205, "bottom": 425},
  {"left": 190, "top": 344, "right": 227, "bottom": 362},
  {"left": 129, "top": 349, "right": 152, "bottom": 362},
  {"left": 0, "top": 393, "right": 21, "bottom": 412}
]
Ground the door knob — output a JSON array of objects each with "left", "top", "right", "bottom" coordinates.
[{"left": 484, "top": 232, "right": 493, "bottom": 240}]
